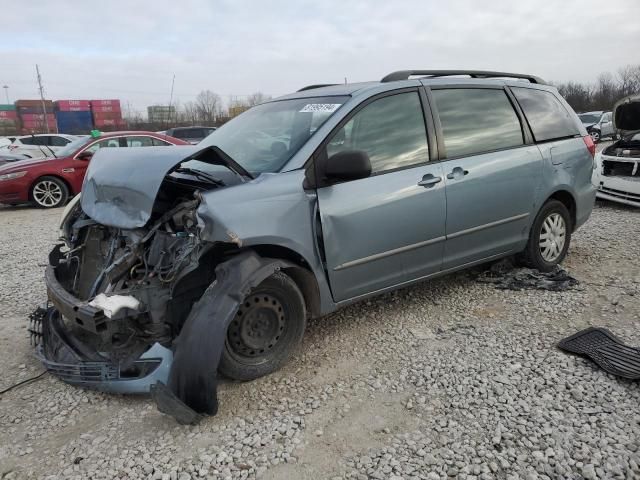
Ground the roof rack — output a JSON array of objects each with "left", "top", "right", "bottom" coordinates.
[
  {"left": 297, "top": 84, "right": 339, "bottom": 92},
  {"left": 381, "top": 70, "right": 546, "bottom": 85}
]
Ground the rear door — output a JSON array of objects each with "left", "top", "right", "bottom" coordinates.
[
  {"left": 316, "top": 89, "right": 447, "bottom": 302},
  {"left": 428, "top": 86, "right": 543, "bottom": 269}
]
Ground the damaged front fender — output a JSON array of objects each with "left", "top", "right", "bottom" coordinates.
[{"left": 152, "top": 251, "right": 296, "bottom": 423}]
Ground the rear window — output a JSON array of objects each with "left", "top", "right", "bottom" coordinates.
[
  {"left": 173, "top": 129, "right": 203, "bottom": 139},
  {"left": 512, "top": 87, "right": 580, "bottom": 142},
  {"left": 432, "top": 88, "right": 524, "bottom": 158}
]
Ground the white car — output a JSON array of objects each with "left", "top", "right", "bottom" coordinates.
[
  {"left": 592, "top": 94, "right": 640, "bottom": 207},
  {"left": 2, "top": 134, "right": 79, "bottom": 159}
]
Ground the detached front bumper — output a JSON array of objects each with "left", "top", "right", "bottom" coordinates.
[
  {"left": 592, "top": 158, "right": 640, "bottom": 208},
  {"left": 31, "top": 269, "right": 173, "bottom": 394}
]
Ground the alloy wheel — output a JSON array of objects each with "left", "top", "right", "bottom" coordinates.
[
  {"left": 33, "top": 180, "right": 63, "bottom": 207},
  {"left": 539, "top": 212, "right": 566, "bottom": 263},
  {"left": 590, "top": 130, "right": 600, "bottom": 142}
]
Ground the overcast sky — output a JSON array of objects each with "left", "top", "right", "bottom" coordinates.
[{"left": 2, "top": 0, "right": 639, "bottom": 115}]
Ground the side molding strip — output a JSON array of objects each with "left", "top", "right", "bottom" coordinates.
[
  {"left": 333, "top": 212, "right": 530, "bottom": 272},
  {"left": 333, "top": 236, "right": 446, "bottom": 271}
]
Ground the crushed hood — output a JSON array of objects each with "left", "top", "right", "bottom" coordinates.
[
  {"left": 614, "top": 94, "right": 640, "bottom": 137},
  {"left": 81, "top": 145, "right": 200, "bottom": 229}
]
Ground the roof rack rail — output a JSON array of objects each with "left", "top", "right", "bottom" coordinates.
[
  {"left": 297, "top": 84, "right": 339, "bottom": 92},
  {"left": 381, "top": 70, "right": 546, "bottom": 85}
]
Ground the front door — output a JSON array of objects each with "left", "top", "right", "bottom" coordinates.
[
  {"left": 429, "top": 87, "right": 542, "bottom": 269},
  {"left": 316, "top": 90, "right": 447, "bottom": 302}
]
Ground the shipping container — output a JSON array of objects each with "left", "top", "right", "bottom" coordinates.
[
  {"left": 0, "top": 104, "right": 16, "bottom": 111},
  {"left": 90, "top": 99, "right": 121, "bottom": 108},
  {"left": 55, "top": 111, "right": 93, "bottom": 134},
  {"left": 20, "top": 113, "right": 56, "bottom": 121},
  {"left": 0, "top": 111, "right": 18, "bottom": 119},
  {"left": 18, "top": 106, "right": 54, "bottom": 114},
  {"left": 94, "top": 118, "right": 127, "bottom": 127},
  {"left": 55, "top": 100, "right": 91, "bottom": 111},
  {"left": 92, "top": 111, "right": 123, "bottom": 121},
  {"left": 15, "top": 99, "right": 53, "bottom": 108},
  {"left": 91, "top": 105, "right": 122, "bottom": 113}
]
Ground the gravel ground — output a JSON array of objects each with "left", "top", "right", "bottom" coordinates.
[{"left": 1, "top": 165, "right": 639, "bottom": 478}]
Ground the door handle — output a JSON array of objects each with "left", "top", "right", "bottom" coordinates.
[
  {"left": 417, "top": 174, "right": 442, "bottom": 188},
  {"left": 446, "top": 167, "right": 469, "bottom": 180}
]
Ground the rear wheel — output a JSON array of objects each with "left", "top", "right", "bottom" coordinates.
[
  {"left": 219, "top": 272, "right": 306, "bottom": 381},
  {"left": 519, "top": 200, "right": 571, "bottom": 272},
  {"left": 31, "top": 176, "right": 69, "bottom": 208}
]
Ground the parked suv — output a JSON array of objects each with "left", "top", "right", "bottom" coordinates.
[
  {"left": 35, "top": 70, "right": 596, "bottom": 419},
  {"left": 3, "top": 134, "right": 79, "bottom": 158},
  {"left": 578, "top": 111, "right": 615, "bottom": 143}
]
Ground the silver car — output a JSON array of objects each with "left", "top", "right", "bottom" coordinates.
[
  {"left": 578, "top": 111, "right": 615, "bottom": 143},
  {"left": 34, "top": 70, "right": 596, "bottom": 420}
]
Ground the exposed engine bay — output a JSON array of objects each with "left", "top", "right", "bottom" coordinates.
[{"left": 31, "top": 144, "right": 302, "bottom": 422}]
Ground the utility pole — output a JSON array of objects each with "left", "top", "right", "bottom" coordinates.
[
  {"left": 35, "top": 64, "right": 51, "bottom": 133},
  {"left": 167, "top": 74, "right": 175, "bottom": 129},
  {"left": 2, "top": 85, "right": 9, "bottom": 104}
]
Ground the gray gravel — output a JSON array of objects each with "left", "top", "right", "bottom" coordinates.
[{"left": 0, "top": 195, "right": 639, "bottom": 480}]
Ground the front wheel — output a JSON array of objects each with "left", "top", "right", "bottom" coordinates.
[
  {"left": 520, "top": 200, "right": 572, "bottom": 272},
  {"left": 590, "top": 130, "right": 601, "bottom": 143},
  {"left": 31, "top": 176, "right": 69, "bottom": 208},
  {"left": 219, "top": 272, "right": 306, "bottom": 381}
]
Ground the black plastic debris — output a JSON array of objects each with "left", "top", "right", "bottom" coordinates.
[
  {"left": 475, "top": 258, "right": 578, "bottom": 292},
  {"left": 155, "top": 251, "right": 295, "bottom": 423},
  {"left": 558, "top": 327, "right": 640, "bottom": 380}
]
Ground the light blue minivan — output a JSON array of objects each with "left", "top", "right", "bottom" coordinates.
[{"left": 38, "top": 70, "right": 596, "bottom": 417}]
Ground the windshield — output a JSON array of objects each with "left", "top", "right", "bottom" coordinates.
[
  {"left": 198, "top": 96, "right": 349, "bottom": 173},
  {"left": 578, "top": 114, "right": 600, "bottom": 124},
  {"left": 55, "top": 136, "right": 93, "bottom": 157}
]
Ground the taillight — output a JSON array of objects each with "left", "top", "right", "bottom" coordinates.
[
  {"left": 8, "top": 145, "right": 18, "bottom": 151},
  {"left": 583, "top": 135, "right": 596, "bottom": 158}
]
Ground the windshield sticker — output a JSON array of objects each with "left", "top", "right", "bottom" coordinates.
[{"left": 299, "top": 103, "right": 342, "bottom": 113}]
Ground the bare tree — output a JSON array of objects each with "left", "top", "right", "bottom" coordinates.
[
  {"left": 182, "top": 101, "right": 199, "bottom": 125},
  {"left": 195, "top": 90, "right": 221, "bottom": 124},
  {"left": 246, "top": 92, "right": 271, "bottom": 107}
]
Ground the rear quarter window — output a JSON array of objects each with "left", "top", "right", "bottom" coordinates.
[
  {"left": 512, "top": 87, "right": 579, "bottom": 142},
  {"left": 432, "top": 88, "right": 524, "bottom": 158}
]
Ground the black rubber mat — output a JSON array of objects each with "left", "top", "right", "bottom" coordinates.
[{"left": 558, "top": 327, "right": 640, "bottom": 380}]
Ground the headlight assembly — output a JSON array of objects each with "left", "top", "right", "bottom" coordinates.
[{"left": 0, "top": 171, "right": 27, "bottom": 181}]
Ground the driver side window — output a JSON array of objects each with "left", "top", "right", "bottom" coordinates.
[{"left": 326, "top": 92, "right": 429, "bottom": 174}]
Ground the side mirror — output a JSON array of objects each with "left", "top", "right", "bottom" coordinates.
[
  {"left": 323, "top": 150, "right": 371, "bottom": 183},
  {"left": 77, "top": 151, "right": 93, "bottom": 161}
]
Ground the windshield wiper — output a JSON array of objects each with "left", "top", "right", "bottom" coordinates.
[{"left": 173, "top": 167, "right": 226, "bottom": 186}]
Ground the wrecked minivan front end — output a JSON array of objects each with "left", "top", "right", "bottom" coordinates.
[
  {"left": 593, "top": 95, "right": 640, "bottom": 207},
  {"left": 31, "top": 145, "right": 257, "bottom": 412}
]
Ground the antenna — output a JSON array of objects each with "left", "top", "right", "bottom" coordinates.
[
  {"left": 167, "top": 74, "right": 175, "bottom": 129},
  {"left": 35, "top": 64, "right": 51, "bottom": 133}
]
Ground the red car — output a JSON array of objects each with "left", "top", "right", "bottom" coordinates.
[{"left": 0, "top": 131, "right": 188, "bottom": 208}]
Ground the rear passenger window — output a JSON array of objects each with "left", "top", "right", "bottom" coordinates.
[
  {"left": 125, "top": 136, "right": 154, "bottom": 147},
  {"left": 512, "top": 87, "right": 579, "bottom": 142},
  {"left": 152, "top": 138, "right": 171, "bottom": 146},
  {"left": 327, "top": 92, "right": 429, "bottom": 174},
  {"left": 50, "top": 136, "right": 69, "bottom": 147},
  {"left": 432, "top": 89, "right": 523, "bottom": 158}
]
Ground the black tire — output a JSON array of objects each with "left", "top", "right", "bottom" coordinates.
[
  {"left": 519, "top": 200, "right": 572, "bottom": 272},
  {"left": 219, "top": 272, "right": 306, "bottom": 381},
  {"left": 590, "top": 129, "right": 600, "bottom": 143},
  {"left": 30, "top": 176, "right": 69, "bottom": 209}
]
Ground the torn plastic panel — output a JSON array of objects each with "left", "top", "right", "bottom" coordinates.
[
  {"left": 155, "top": 251, "right": 295, "bottom": 422},
  {"left": 32, "top": 307, "right": 172, "bottom": 393}
]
